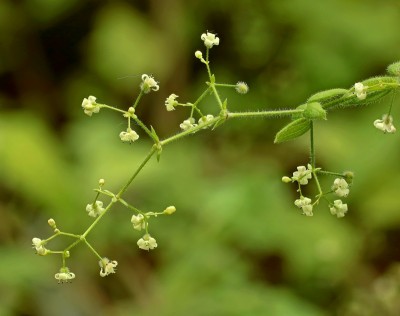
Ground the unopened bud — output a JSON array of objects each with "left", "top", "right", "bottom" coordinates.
[
  {"left": 48, "top": 218, "right": 56, "bottom": 228},
  {"left": 282, "top": 176, "right": 292, "bottom": 183},
  {"left": 99, "top": 179, "right": 105, "bottom": 186},
  {"left": 163, "top": 206, "right": 176, "bottom": 215}
]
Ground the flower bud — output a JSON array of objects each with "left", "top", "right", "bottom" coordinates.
[
  {"left": 99, "top": 179, "right": 105, "bottom": 186},
  {"left": 195, "top": 50, "right": 203, "bottom": 59},
  {"left": 48, "top": 218, "right": 56, "bottom": 228},
  {"left": 163, "top": 206, "right": 176, "bottom": 215},
  {"left": 281, "top": 176, "right": 292, "bottom": 183}
]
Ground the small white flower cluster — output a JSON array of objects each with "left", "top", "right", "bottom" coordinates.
[
  {"left": 198, "top": 114, "right": 214, "bottom": 127},
  {"left": 165, "top": 94, "right": 179, "bottom": 111},
  {"left": 140, "top": 74, "right": 159, "bottom": 94},
  {"left": 55, "top": 267, "right": 75, "bottom": 283},
  {"left": 86, "top": 201, "right": 105, "bottom": 218},
  {"left": 283, "top": 164, "right": 315, "bottom": 216},
  {"left": 292, "top": 164, "right": 313, "bottom": 185},
  {"left": 329, "top": 199, "right": 348, "bottom": 218},
  {"left": 137, "top": 234, "right": 158, "bottom": 251},
  {"left": 99, "top": 257, "right": 118, "bottom": 277},
  {"left": 119, "top": 128, "right": 139, "bottom": 143},
  {"left": 330, "top": 177, "right": 349, "bottom": 218},
  {"left": 32, "top": 237, "right": 49, "bottom": 255},
  {"left": 331, "top": 178, "right": 349, "bottom": 197},
  {"left": 131, "top": 206, "right": 176, "bottom": 251},
  {"left": 131, "top": 213, "right": 147, "bottom": 231},
  {"left": 82, "top": 96, "right": 100, "bottom": 116},
  {"left": 373, "top": 114, "right": 396, "bottom": 133},
  {"left": 180, "top": 117, "right": 197, "bottom": 131},
  {"left": 294, "top": 196, "right": 313, "bottom": 216},
  {"left": 201, "top": 31, "right": 220, "bottom": 49},
  {"left": 283, "top": 165, "right": 351, "bottom": 218},
  {"left": 354, "top": 82, "right": 367, "bottom": 100},
  {"left": 179, "top": 115, "right": 215, "bottom": 131}
]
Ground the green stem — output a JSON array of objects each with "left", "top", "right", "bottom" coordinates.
[
  {"left": 99, "top": 104, "right": 126, "bottom": 114},
  {"left": 310, "top": 121, "right": 315, "bottom": 168},
  {"left": 116, "top": 147, "right": 157, "bottom": 197},
  {"left": 133, "top": 117, "right": 155, "bottom": 141},
  {"left": 84, "top": 239, "right": 103, "bottom": 261},
  {"left": 133, "top": 91, "right": 144, "bottom": 109},
  {"left": 227, "top": 109, "right": 303, "bottom": 119},
  {"left": 160, "top": 117, "right": 219, "bottom": 146}
]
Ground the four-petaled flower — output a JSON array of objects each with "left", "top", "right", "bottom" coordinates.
[
  {"left": 354, "top": 82, "right": 367, "bottom": 100},
  {"left": 131, "top": 214, "right": 146, "bottom": 231},
  {"left": 180, "top": 118, "right": 197, "bottom": 131},
  {"left": 86, "top": 201, "right": 105, "bottom": 218},
  {"left": 82, "top": 96, "right": 100, "bottom": 116},
  {"left": 332, "top": 178, "right": 349, "bottom": 197},
  {"left": 329, "top": 200, "right": 348, "bottom": 218},
  {"left": 99, "top": 257, "right": 118, "bottom": 277},
  {"left": 137, "top": 234, "right": 158, "bottom": 251},
  {"left": 165, "top": 94, "right": 179, "bottom": 111},
  {"left": 201, "top": 31, "right": 220, "bottom": 48},
  {"left": 119, "top": 128, "right": 139, "bottom": 143},
  {"left": 32, "top": 237, "right": 48, "bottom": 255},
  {"left": 140, "top": 74, "right": 159, "bottom": 94},
  {"left": 55, "top": 267, "right": 76, "bottom": 283},
  {"left": 292, "top": 164, "right": 312, "bottom": 185},
  {"left": 373, "top": 114, "right": 396, "bottom": 133},
  {"left": 294, "top": 196, "right": 313, "bottom": 216}
]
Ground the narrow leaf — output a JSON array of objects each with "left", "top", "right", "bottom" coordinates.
[{"left": 274, "top": 118, "right": 311, "bottom": 143}]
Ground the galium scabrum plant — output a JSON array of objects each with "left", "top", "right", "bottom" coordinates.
[{"left": 32, "top": 31, "right": 400, "bottom": 282}]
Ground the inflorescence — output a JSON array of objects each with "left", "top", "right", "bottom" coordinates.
[{"left": 32, "top": 31, "right": 400, "bottom": 282}]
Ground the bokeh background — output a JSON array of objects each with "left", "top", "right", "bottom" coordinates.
[{"left": 1, "top": 0, "right": 400, "bottom": 315}]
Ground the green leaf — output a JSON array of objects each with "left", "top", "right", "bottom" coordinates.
[
  {"left": 274, "top": 118, "right": 311, "bottom": 143},
  {"left": 307, "top": 88, "right": 348, "bottom": 103}
]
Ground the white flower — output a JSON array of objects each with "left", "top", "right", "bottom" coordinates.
[
  {"left": 131, "top": 214, "right": 146, "bottom": 231},
  {"left": 99, "top": 257, "right": 118, "bottom": 277},
  {"left": 292, "top": 164, "right": 312, "bottom": 185},
  {"left": 294, "top": 196, "right": 313, "bottom": 216},
  {"left": 201, "top": 31, "right": 220, "bottom": 48},
  {"left": 119, "top": 128, "right": 139, "bottom": 143},
  {"left": 180, "top": 118, "right": 197, "bottom": 131},
  {"left": 332, "top": 178, "right": 349, "bottom": 197},
  {"left": 235, "top": 82, "right": 249, "bottom": 94},
  {"left": 354, "top": 82, "right": 367, "bottom": 100},
  {"left": 86, "top": 201, "right": 105, "bottom": 217},
  {"left": 165, "top": 94, "right": 178, "bottom": 111},
  {"left": 55, "top": 267, "right": 76, "bottom": 283},
  {"left": 198, "top": 114, "right": 214, "bottom": 127},
  {"left": 373, "top": 114, "right": 396, "bottom": 133},
  {"left": 330, "top": 200, "right": 348, "bottom": 218},
  {"left": 140, "top": 74, "right": 159, "bottom": 93},
  {"left": 137, "top": 234, "right": 157, "bottom": 251},
  {"left": 32, "top": 237, "right": 48, "bottom": 255},
  {"left": 82, "top": 95, "right": 100, "bottom": 116}
]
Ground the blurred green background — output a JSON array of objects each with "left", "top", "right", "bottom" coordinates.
[{"left": 1, "top": 0, "right": 400, "bottom": 315}]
